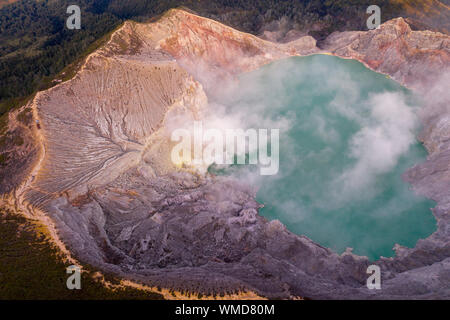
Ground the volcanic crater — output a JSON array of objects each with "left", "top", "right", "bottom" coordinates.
[{"left": 1, "top": 9, "right": 450, "bottom": 299}]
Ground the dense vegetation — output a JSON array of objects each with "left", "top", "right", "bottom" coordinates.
[
  {"left": 0, "top": 0, "right": 120, "bottom": 116},
  {"left": 0, "top": 208, "right": 164, "bottom": 299},
  {"left": 1, "top": 0, "right": 449, "bottom": 118}
]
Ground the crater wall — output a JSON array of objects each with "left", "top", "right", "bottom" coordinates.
[{"left": 2, "top": 9, "right": 449, "bottom": 299}]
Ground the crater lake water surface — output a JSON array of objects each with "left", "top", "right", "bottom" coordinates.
[{"left": 210, "top": 55, "right": 436, "bottom": 260}]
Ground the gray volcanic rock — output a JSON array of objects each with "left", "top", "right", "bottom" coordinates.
[
  {"left": 25, "top": 51, "right": 206, "bottom": 207},
  {"left": 2, "top": 10, "right": 450, "bottom": 299},
  {"left": 45, "top": 170, "right": 374, "bottom": 299},
  {"left": 321, "top": 18, "right": 450, "bottom": 89}
]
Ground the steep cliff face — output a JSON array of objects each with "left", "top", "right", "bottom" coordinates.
[
  {"left": 133, "top": 9, "right": 317, "bottom": 88},
  {"left": 392, "top": 0, "right": 450, "bottom": 34},
  {"left": 1, "top": 9, "right": 450, "bottom": 299},
  {"left": 322, "top": 17, "right": 450, "bottom": 89}
]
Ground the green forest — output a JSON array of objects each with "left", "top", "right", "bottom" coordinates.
[
  {"left": 0, "top": 0, "right": 448, "bottom": 117},
  {"left": 0, "top": 208, "right": 164, "bottom": 299}
]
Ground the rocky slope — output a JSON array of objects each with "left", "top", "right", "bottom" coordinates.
[{"left": 1, "top": 9, "right": 449, "bottom": 299}]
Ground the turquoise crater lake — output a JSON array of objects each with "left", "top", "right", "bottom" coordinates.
[{"left": 210, "top": 55, "right": 436, "bottom": 261}]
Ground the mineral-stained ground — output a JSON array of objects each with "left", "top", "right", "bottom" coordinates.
[{"left": 0, "top": 9, "right": 449, "bottom": 299}]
